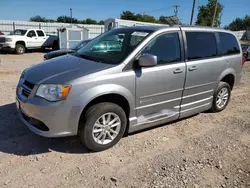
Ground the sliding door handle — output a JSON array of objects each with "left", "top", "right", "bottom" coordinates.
[
  {"left": 188, "top": 66, "right": 197, "bottom": 71},
  {"left": 173, "top": 68, "right": 183, "bottom": 74}
]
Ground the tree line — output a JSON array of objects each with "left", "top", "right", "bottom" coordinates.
[
  {"left": 29, "top": 0, "right": 250, "bottom": 31},
  {"left": 30, "top": 15, "right": 105, "bottom": 25}
]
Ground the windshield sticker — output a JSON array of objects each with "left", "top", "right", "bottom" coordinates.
[{"left": 131, "top": 32, "right": 149, "bottom": 37}]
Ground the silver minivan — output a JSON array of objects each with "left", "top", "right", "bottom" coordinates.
[{"left": 16, "top": 26, "right": 244, "bottom": 151}]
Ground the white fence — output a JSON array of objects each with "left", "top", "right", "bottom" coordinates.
[
  {"left": 1, "top": 20, "right": 249, "bottom": 41},
  {"left": 0, "top": 20, "right": 104, "bottom": 39},
  {"left": 232, "top": 30, "right": 246, "bottom": 40}
]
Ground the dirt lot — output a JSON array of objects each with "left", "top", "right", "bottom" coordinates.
[{"left": 0, "top": 53, "right": 250, "bottom": 188}]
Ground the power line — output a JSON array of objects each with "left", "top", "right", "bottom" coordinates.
[{"left": 142, "top": 7, "right": 172, "bottom": 15}]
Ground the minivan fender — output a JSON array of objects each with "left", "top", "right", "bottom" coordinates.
[
  {"left": 70, "top": 84, "right": 136, "bottom": 127},
  {"left": 217, "top": 68, "right": 236, "bottom": 86}
]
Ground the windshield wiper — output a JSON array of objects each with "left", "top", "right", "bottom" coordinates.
[{"left": 75, "top": 52, "right": 102, "bottom": 62}]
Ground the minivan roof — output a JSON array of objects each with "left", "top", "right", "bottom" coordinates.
[{"left": 115, "top": 25, "right": 229, "bottom": 33}]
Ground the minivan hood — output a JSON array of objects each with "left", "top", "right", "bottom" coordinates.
[
  {"left": 24, "top": 55, "right": 113, "bottom": 84},
  {"left": 44, "top": 49, "right": 75, "bottom": 59}
]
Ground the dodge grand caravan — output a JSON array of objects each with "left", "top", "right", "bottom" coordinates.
[{"left": 16, "top": 26, "right": 244, "bottom": 151}]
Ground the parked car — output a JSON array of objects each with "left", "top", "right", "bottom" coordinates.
[
  {"left": 0, "top": 31, "right": 4, "bottom": 35},
  {"left": 241, "top": 43, "right": 250, "bottom": 60},
  {"left": 16, "top": 26, "right": 244, "bottom": 151},
  {"left": 44, "top": 39, "right": 91, "bottom": 60},
  {"left": 0, "top": 29, "right": 58, "bottom": 54}
]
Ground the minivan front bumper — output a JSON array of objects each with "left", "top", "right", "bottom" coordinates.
[{"left": 16, "top": 95, "right": 79, "bottom": 138}]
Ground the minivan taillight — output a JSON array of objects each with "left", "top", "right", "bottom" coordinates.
[{"left": 242, "top": 56, "right": 245, "bottom": 67}]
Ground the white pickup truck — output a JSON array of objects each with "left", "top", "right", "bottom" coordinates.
[{"left": 0, "top": 29, "right": 58, "bottom": 54}]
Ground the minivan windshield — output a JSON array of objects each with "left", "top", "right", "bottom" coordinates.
[
  {"left": 10, "top": 29, "right": 27, "bottom": 36},
  {"left": 71, "top": 40, "right": 90, "bottom": 50},
  {"left": 76, "top": 28, "right": 152, "bottom": 64}
]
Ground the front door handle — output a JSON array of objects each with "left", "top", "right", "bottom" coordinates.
[
  {"left": 188, "top": 66, "right": 197, "bottom": 71},
  {"left": 173, "top": 68, "right": 183, "bottom": 74}
]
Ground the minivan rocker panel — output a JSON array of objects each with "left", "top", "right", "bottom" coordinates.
[{"left": 16, "top": 26, "right": 243, "bottom": 151}]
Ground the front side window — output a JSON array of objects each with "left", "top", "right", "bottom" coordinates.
[
  {"left": 77, "top": 29, "right": 152, "bottom": 64},
  {"left": 11, "top": 29, "right": 27, "bottom": 36},
  {"left": 142, "top": 32, "right": 181, "bottom": 65},
  {"left": 219, "top": 32, "right": 240, "bottom": 55},
  {"left": 36, "top": 30, "right": 45, "bottom": 37},
  {"left": 27, "top": 30, "right": 36, "bottom": 37},
  {"left": 186, "top": 32, "right": 217, "bottom": 60}
]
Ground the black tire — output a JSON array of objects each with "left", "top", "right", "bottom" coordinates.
[
  {"left": 15, "top": 44, "right": 25, "bottom": 54},
  {"left": 79, "top": 102, "right": 127, "bottom": 152},
  {"left": 210, "top": 81, "right": 231, "bottom": 112}
]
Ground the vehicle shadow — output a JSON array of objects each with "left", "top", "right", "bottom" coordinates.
[{"left": 0, "top": 103, "right": 89, "bottom": 156}]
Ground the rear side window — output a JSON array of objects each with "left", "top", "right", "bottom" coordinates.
[
  {"left": 218, "top": 32, "right": 240, "bottom": 55},
  {"left": 186, "top": 32, "right": 217, "bottom": 60},
  {"left": 36, "top": 30, "right": 45, "bottom": 37}
]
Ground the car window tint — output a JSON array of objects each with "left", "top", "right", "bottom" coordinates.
[
  {"left": 186, "top": 32, "right": 217, "bottom": 60},
  {"left": 219, "top": 32, "right": 240, "bottom": 55},
  {"left": 28, "top": 30, "right": 36, "bottom": 37},
  {"left": 37, "top": 30, "right": 45, "bottom": 37},
  {"left": 142, "top": 32, "right": 181, "bottom": 65}
]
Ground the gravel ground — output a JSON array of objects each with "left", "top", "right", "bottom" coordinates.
[{"left": 0, "top": 53, "right": 250, "bottom": 188}]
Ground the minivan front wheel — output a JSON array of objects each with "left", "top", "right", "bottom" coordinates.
[
  {"left": 211, "top": 82, "right": 231, "bottom": 112},
  {"left": 79, "top": 102, "right": 127, "bottom": 152}
]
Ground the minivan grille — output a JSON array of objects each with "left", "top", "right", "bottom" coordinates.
[
  {"left": 20, "top": 80, "right": 35, "bottom": 98},
  {"left": 24, "top": 80, "right": 35, "bottom": 89},
  {"left": 0, "top": 37, "right": 6, "bottom": 43}
]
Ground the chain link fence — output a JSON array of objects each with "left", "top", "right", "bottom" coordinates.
[{"left": 0, "top": 20, "right": 104, "bottom": 39}]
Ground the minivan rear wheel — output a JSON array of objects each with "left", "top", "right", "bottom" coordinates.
[
  {"left": 211, "top": 82, "right": 231, "bottom": 112},
  {"left": 79, "top": 102, "right": 127, "bottom": 152}
]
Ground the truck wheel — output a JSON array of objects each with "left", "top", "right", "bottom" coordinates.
[
  {"left": 79, "top": 102, "right": 127, "bottom": 152},
  {"left": 15, "top": 44, "right": 25, "bottom": 54},
  {"left": 210, "top": 82, "right": 231, "bottom": 112}
]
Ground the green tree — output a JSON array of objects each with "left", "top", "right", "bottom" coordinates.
[
  {"left": 120, "top": 11, "right": 158, "bottom": 23},
  {"left": 98, "top": 20, "right": 105, "bottom": 25},
  {"left": 57, "top": 16, "right": 78, "bottom": 23},
  {"left": 30, "top": 15, "right": 47, "bottom": 22},
  {"left": 85, "top": 18, "right": 97, "bottom": 24},
  {"left": 195, "top": 0, "right": 223, "bottom": 27},
  {"left": 141, "top": 14, "right": 157, "bottom": 23},
  {"left": 158, "top": 16, "right": 168, "bottom": 24},
  {"left": 224, "top": 15, "right": 250, "bottom": 31},
  {"left": 120, "top": 11, "right": 137, "bottom": 21}
]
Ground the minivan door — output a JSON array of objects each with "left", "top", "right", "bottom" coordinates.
[
  {"left": 135, "top": 31, "right": 186, "bottom": 126},
  {"left": 180, "top": 29, "right": 226, "bottom": 118}
]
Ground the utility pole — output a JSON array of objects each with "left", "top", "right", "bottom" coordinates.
[
  {"left": 219, "top": 13, "right": 222, "bottom": 28},
  {"left": 173, "top": 5, "right": 180, "bottom": 17},
  {"left": 70, "top": 8, "right": 72, "bottom": 24},
  {"left": 211, "top": 0, "right": 218, "bottom": 27},
  {"left": 190, "top": 0, "right": 196, "bottom": 25}
]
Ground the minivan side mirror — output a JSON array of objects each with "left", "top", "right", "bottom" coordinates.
[{"left": 138, "top": 54, "right": 157, "bottom": 67}]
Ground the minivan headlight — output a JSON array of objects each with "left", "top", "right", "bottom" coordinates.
[{"left": 36, "top": 84, "right": 71, "bottom": 102}]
